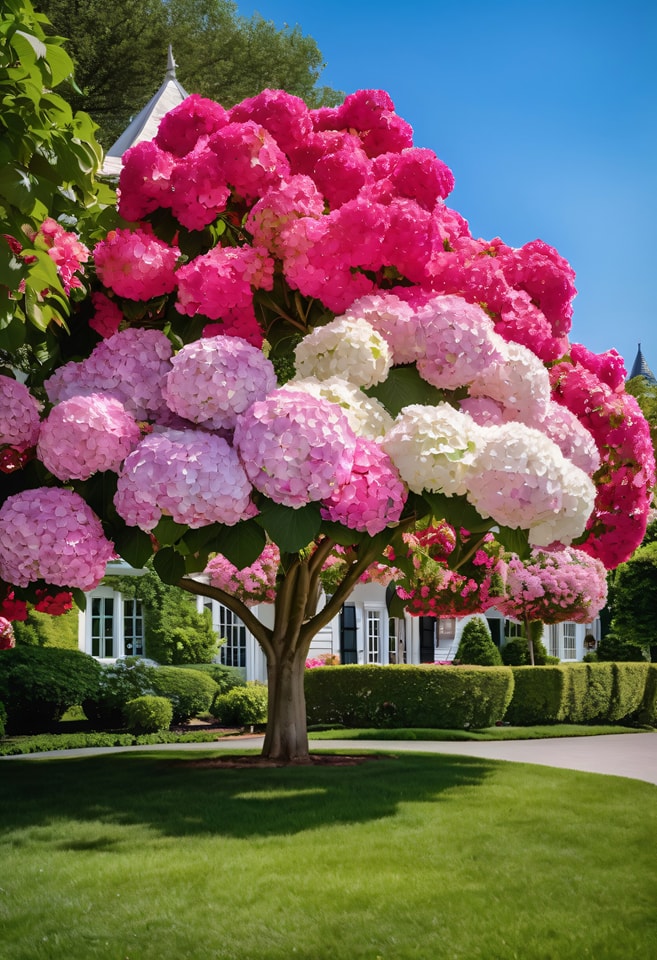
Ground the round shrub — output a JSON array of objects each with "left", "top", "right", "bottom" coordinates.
[
  {"left": 212, "top": 683, "right": 268, "bottom": 727},
  {"left": 501, "top": 634, "right": 550, "bottom": 666},
  {"left": 0, "top": 646, "right": 102, "bottom": 733},
  {"left": 596, "top": 633, "right": 646, "bottom": 662},
  {"left": 455, "top": 617, "right": 503, "bottom": 666},
  {"left": 183, "top": 662, "right": 246, "bottom": 693},
  {"left": 123, "top": 695, "right": 173, "bottom": 733},
  {"left": 82, "top": 657, "right": 156, "bottom": 728},
  {"left": 148, "top": 666, "right": 218, "bottom": 723}
]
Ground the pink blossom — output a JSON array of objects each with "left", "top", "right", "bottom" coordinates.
[
  {"left": 372, "top": 148, "right": 455, "bottom": 207},
  {"left": 39, "top": 218, "right": 89, "bottom": 294},
  {"left": 205, "top": 121, "right": 290, "bottom": 200},
  {"left": 205, "top": 543, "right": 280, "bottom": 606},
  {"left": 34, "top": 589, "right": 74, "bottom": 615},
  {"left": 155, "top": 93, "right": 229, "bottom": 157},
  {"left": 94, "top": 227, "right": 179, "bottom": 301},
  {"left": 176, "top": 245, "right": 274, "bottom": 321},
  {"left": 497, "top": 547, "right": 608, "bottom": 623},
  {"left": 37, "top": 394, "right": 141, "bottom": 481},
  {"left": 0, "top": 590, "right": 28, "bottom": 622},
  {"left": 0, "top": 616, "right": 15, "bottom": 649},
  {"left": 229, "top": 89, "right": 313, "bottom": 157},
  {"left": 0, "top": 488, "right": 115, "bottom": 590},
  {"left": 117, "top": 140, "right": 176, "bottom": 221},
  {"left": 89, "top": 292, "right": 123, "bottom": 339},
  {"left": 321, "top": 437, "right": 407, "bottom": 535},
  {"left": 0, "top": 376, "right": 40, "bottom": 450},
  {"left": 169, "top": 144, "right": 231, "bottom": 230}
]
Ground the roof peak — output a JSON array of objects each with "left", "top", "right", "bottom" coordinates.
[{"left": 629, "top": 343, "right": 657, "bottom": 385}]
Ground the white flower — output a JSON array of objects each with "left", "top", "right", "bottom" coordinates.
[
  {"left": 294, "top": 316, "right": 391, "bottom": 388},
  {"left": 283, "top": 376, "right": 394, "bottom": 438}
]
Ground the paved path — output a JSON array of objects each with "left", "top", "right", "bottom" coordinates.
[{"left": 3, "top": 732, "right": 657, "bottom": 786}]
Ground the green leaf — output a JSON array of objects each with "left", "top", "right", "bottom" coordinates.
[
  {"left": 153, "top": 547, "right": 186, "bottom": 585},
  {"left": 386, "top": 587, "right": 408, "bottom": 618},
  {"left": 211, "top": 520, "right": 267, "bottom": 569},
  {"left": 256, "top": 501, "right": 322, "bottom": 553},
  {"left": 0, "top": 314, "right": 26, "bottom": 351},
  {"left": 152, "top": 516, "right": 189, "bottom": 547},
  {"left": 496, "top": 526, "right": 531, "bottom": 560},
  {"left": 112, "top": 527, "right": 154, "bottom": 569},
  {"left": 364, "top": 365, "right": 447, "bottom": 417},
  {"left": 318, "top": 520, "right": 366, "bottom": 546},
  {"left": 71, "top": 588, "right": 87, "bottom": 612},
  {"left": 421, "top": 491, "right": 493, "bottom": 534}
]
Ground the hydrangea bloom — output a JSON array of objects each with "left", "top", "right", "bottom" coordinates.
[
  {"left": 294, "top": 316, "right": 391, "bottom": 388},
  {"left": 155, "top": 93, "right": 229, "bottom": 156},
  {"left": 89, "top": 292, "right": 123, "bottom": 339},
  {"left": 0, "top": 375, "right": 40, "bottom": 450},
  {"left": 38, "top": 217, "right": 89, "bottom": 294},
  {"left": 283, "top": 376, "right": 394, "bottom": 438},
  {"left": 115, "top": 428, "right": 253, "bottom": 530},
  {"left": 233, "top": 391, "right": 357, "bottom": 507},
  {"left": 468, "top": 336, "right": 551, "bottom": 422},
  {"left": 37, "top": 394, "right": 141, "bottom": 481},
  {"left": 382, "top": 404, "right": 482, "bottom": 496},
  {"left": 340, "top": 291, "right": 423, "bottom": 364},
  {"left": 0, "top": 616, "right": 15, "bottom": 649},
  {"left": 117, "top": 140, "right": 176, "bottom": 221},
  {"left": 467, "top": 423, "right": 597, "bottom": 546},
  {"left": 497, "top": 547, "right": 608, "bottom": 623},
  {"left": 176, "top": 245, "right": 274, "bottom": 322},
  {"left": 0, "top": 488, "right": 114, "bottom": 590},
  {"left": 320, "top": 437, "right": 407, "bottom": 535},
  {"left": 44, "top": 328, "right": 173, "bottom": 421},
  {"left": 164, "top": 335, "right": 277, "bottom": 430},
  {"left": 205, "top": 543, "right": 280, "bottom": 606},
  {"left": 94, "top": 227, "right": 180, "bottom": 301}
]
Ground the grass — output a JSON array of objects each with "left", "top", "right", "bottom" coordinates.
[
  {"left": 1, "top": 748, "right": 656, "bottom": 959},
  {"left": 308, "top": 724, "right": 649, "bottom": 741}
]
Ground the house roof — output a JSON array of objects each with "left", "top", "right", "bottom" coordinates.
[
  {"left": 100, "top": 45, "right": 188, "bottom": 177},
  {"left": 628, "top": 343, "right": 657, "bottom": 385}
]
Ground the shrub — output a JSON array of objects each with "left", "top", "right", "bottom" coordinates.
[
  {"left": 634, "top": 664, "right": 657, "bottom": 726},
  {"left": 504, "top": 667, "right": 567, "bottom": 725},
  {"left": 145, "top": 592, "right": 219, "bottom": 665},
  {"left": 123, "top": 696, "right": 173, "bottom": 734},
  {"left": 305, "top": 665, "right": 514, "bottom": 729},
  {"left": 82, "top": 657, "right": 156, "bottom": 728},
  {"left": 12, "top": 609, "right": 79, "bottom": 649},
  {"left": 501, "top": 634, "right": 551, "bottom": 666},
  {"left": 608, "top": 662, "right": 650, "bottom": 722},
  {"left": 596, "top": 633, "right": 646, "bottom": 662},
  {"left": 212, "top": 683, "right": 268, "bottom": 727},
  {"left": 0, "top": 700, "right": 6, "bottom": 738},
  {"left": 562, "top": 663, "right": 613, "bottom": 723},
  {"left": 183, "top": 662, "right": 246, "bottom": 693},
  {"left": 0, "top": 647, "right": 102, "bottom": 733},
  {"left": 148, "top": 666, "right": 218, "bottom": 723},
  {"left": 455, "top": 617, "right": 503, "bottom": 666}
]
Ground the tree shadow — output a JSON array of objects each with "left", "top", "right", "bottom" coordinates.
[{"left": 0, "top": 750, "right": 494, "bottom": 843}]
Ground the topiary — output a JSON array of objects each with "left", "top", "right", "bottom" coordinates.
[
  {"left": 123, "top": 695, "right": 173, "bottom": 733},
  {"left": 82, "top": 657, "right": 156, "bottom": 728},
  {"left": 211, "top": 683, "right": 268, "bottom": 727},
  {"left": 0, "top": 646, "right": 102, "bottom": 733},
  {"left": 148, "top": 666, "right": 218, "bottom": 723},
  {"left": 455, "top": 617, "right": 503, "bottom": 666}
]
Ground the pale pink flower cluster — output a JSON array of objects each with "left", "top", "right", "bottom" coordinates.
[
  {"left": 0, "top": 616, "right": 15, "bottom": 649},
  {"left": 39, "top": 218, "right": 89, "bottom": 294},
  {"left": 0, "top": 375, "right": 41, "bottom": 450},
  {"left": 37, "top": 394, "right": 141, "bottom": 481},
  {"left": 45, "top": 328, "right": 173, "bottom": 420},
  {"left": 163, "top": 335, "right": 277, "bottom": 430},
  {"left": 234, "top": 391, "right": 357, "bottom": 507},
  {"left": 0, "top": 488, "right": 114, "bottom": 590},
  {"left": 497, "top": 547, "right": 608, "bottom": 623},
  {"left": 341, "top": 292, "right": 421, "bottom": 364},
  {"left": 205, "top": 543, "right": 280, "bottom": 606},
  {"left": 114, "top": 428, "right": 253, "bottom": 530},
  {"left": 320, "top": 437, "right": 407, "bottom": 535},
  {"left": 382, "top": 404, "right": 481, "bottom": 496},
  {"left": 283, "top": 376, "right": 394, "bottom": 438},
  {"left": 294, "top": 316, "right": 392, "bottom": 388},
  {"left": 94, "top": 228, "right": 180, "bottom": 301}
]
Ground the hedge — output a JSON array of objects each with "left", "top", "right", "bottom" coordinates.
[
  {"left": 148, "top": 666, "right": 218, "bottom": 723},
  {"left": 212, "top": 683, "right": 268, "bottom": 726},
  {"left": 634, "top": 664, "right": 657, "bottom": 726},
  {"left": 503, "top": 666, "right": 566, "bottom": 725},
  {"left": 123, "top": 695, "right": 173, "bottom": 733},
  {"left": 305, "top": 665, "right": 514, "bottom": 729}
]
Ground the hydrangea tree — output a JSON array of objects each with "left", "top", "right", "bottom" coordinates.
[{"left": 0, "top": 87, "right": 654, "bottom": 762}]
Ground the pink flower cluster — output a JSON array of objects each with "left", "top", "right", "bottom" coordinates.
[
  {"left": 205, "top": 543, "right": 280, "bottom": 606},
  {"left": 94, "top": 227, "right": 179, "bottom": 301},
  {"left": 0, "top": 375, "right": 40, "bottom": 450},
  {"left": 497, "top": 547, "right": 608, "bottom": 624},
  {"left": 0, "top": 616, "right": 15, "bottom": 649},
  {"left": 115, "top": 428, "right": 254, "bottom": 530},
  {"left": 38, "top": 218, "right": 89, "bottom": 294},
  {"left": 37, "top": 394, "right": 141, "bottom": 481},
  {"left": 305, "top": 653, "right": 340, "bottom": 668},
  {"left": 0, "top": 488, "right": 115, "bottom": 590}
]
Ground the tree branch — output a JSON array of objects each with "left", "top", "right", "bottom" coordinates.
[{"left": 177, "top": 576, "right": 274, "bottom": 660}]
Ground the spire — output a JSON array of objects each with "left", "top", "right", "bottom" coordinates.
[{"left": 628, "top": 343, "right": 657, "bottom": 385}]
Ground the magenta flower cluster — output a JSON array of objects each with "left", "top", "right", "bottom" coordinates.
[{"left": 0, "top": 488, "right": 115, "bottom": 590}]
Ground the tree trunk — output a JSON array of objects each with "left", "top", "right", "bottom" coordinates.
[{"left": 261, "top": 643, "right": 311, "bottom": 763}]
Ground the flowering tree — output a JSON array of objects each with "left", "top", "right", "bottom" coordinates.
[{"left": 0, "top": 87, "right": 654, "bottom": 762}]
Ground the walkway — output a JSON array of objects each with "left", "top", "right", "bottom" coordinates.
[{"left": 3, "top": 732, "right": 657, "bottom": 786}]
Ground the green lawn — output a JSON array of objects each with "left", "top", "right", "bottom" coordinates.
[
  {"left": 308, "top": 724, "right": 647, "bottom": 741},
  {"left": 1, "top": 749, "right": 656, "bottom": 959}
]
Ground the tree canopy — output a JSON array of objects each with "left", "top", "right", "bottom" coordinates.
[{"left": 37, "top": 0, "right": 343, "bottom": 146}]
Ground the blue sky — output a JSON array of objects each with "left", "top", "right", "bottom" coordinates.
[{"left": 247, "top": 0, "right": 657, "bottom": 375}]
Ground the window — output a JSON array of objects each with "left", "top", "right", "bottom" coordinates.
[
  {"left": 548, "top": 624, "right": 559, "bottom": 659},
  {"left": 91, "top": 596, "right": 114, "bottom": 658},
  {"left": 217, "top": 603, "right": 247, "bottom": 668},
  {"left": 437, "top": 618, "right": 456, "bottom": 643},
  {"left": 366, "top": 609, "right": 381, "bottom": 663},
  {"left": 123, "top": 598, "right": 144, "bottom": 657},
  {"left": 505, "top": 619, "right": 523, "bottom": 639},
  {"left": 563, "top": 622, "right": 576, "bottom": 660}
]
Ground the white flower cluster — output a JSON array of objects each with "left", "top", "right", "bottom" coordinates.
[
  {"left": 294, "top": 316, "right": 391, "bottom": 388},
  {"left": 283, "top": 376, "right": 394, "bottom": 438}
]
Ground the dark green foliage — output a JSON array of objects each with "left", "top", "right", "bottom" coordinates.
[
  {"left": 501, "top": 634, "right": 551, "bottom": 666},
  {"left": 455, "top": 617, "right": 503, "bottom": 666},
  {"left": 596, "top": 632, "right": 647, "bottom": 662},
  {"left": 212, "top": 683, "right": 268, "bottom": 727},
  {"left": 634, "top": 664, "right": 657, "bottom": 726},
  {"left": 0, "top": 728, "right": 226, "bottom": 755},
  {"left": 82, "top": 658, "right": 155, "bottom": 728},
  {"left": 0, "top": 700, "right": 6, "bottom": 738},
  {"left": 0, "top": 646, "right": 101, "bottom": 733},
  {"left": 504, "top": 667, "right": 567, "bottom": 725},
  {"left": 563, "top": 664, "right": 613, "bottom": 724},
  {"left": 304, "top": 665, "right": 514, "bottom": 730},
  {"left": 183, "top": 662, "right": 246, "bottom": 694},
  {"left": 12, "top": 609, "right": 79, "bottom": 648},
  {"left": 608, "top": 662, "right": 650, "bottom": 722},
  {"left": 123, "top": 695, "right": 173, "bottom": 733},
  {"left": 606, "top": 541, "right": 657, "bottom": 659},
  {"left": 148, "top": 666, "right": 218, "bottom": 723}
]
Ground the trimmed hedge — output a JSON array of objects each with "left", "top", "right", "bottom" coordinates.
[
  {"left": 0, "top": 646, "right": 102, "bottom": 733},
  {"left": 212, "top": 683, "right": 268, "bottom": 726},
  {"left": 505, "top": 662, "right": 653, "bottom": 726},
  {"left": 83, "top": 658, "right": 155, "bottom": 728},
  {"left": 634, "top": 664, "right": 657, "bottom": 726},
  {"left": 124, "top": 695, "right": 173, "bottom": 733},
  {"left": 148, "top": 666, "right": 218, "bottom": 723},
  {"left": 305, "top": 665, "right": 514, "bottom": 729}
]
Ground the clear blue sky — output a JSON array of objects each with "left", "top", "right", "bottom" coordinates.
[{"left": 247, "top": 0, "right": 657, "bottom": 375}]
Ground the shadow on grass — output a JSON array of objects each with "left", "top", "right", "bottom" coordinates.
[{"left": 1, "top": 751, "right": 493, "bottom": 842}]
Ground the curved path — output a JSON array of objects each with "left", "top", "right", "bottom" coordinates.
[{"left": 4, "top": 732, "right": 657, "bottom": 785}]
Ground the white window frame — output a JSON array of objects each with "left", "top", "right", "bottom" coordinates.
[{"left": 562, "top": 622, "right": 577, "bottom": 660}]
